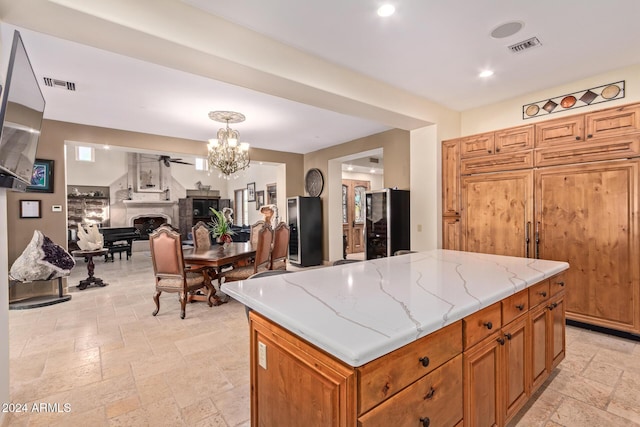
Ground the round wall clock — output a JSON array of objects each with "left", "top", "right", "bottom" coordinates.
[{"left": 305, "top": 168, "right": 324, "bottom": 197}]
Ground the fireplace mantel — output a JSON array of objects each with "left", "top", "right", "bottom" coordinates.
[{"left": 123, "top": 200, "right": 176, "bottom": 207}]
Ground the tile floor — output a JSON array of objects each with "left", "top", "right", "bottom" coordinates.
[{"left": 4, "top": 253, "right": 640, "bottom": 426}]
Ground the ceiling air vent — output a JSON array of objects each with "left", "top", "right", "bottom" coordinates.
[
  {"left": 508, "top": 37, "right": 541, "bottom": 53},
  {"left": 369, "top": 157, "right": 380, "bottom": 164},
  {"left": 43, "top": 77, "right": 76, "bottom": 91}
]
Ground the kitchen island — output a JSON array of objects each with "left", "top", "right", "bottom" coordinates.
[{"left": 222, "top": 249, "right": 569, "bottom": 427}]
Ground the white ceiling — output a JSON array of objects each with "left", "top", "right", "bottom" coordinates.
[{"left": 1, "top": 0, "right": 640, "bottom": 155}]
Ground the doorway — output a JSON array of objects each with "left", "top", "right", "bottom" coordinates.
[{"left": 342, "top": 179, "right": 370, "bottom": 254}]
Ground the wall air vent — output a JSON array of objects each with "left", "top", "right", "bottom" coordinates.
[
  {"left": 508, "top": 37, "right": 541, "bottom": 53},
  {"left": 369, "top": 157, "right": 380, "bottom": 164},
  {"left": 43, "top": 77, "right": 76, "bottom": 91}
]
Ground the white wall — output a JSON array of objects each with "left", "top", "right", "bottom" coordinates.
[
  {"left": 462, "top": 63, "right": 640, "bottom": 136},
  {"left": 227, "top": 162, "right": 285, "bottom": 225},
  {"left": 66, "top": 145, "right": 128, "bottom": 186}
]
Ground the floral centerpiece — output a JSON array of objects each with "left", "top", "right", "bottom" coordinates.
[{"left": 209, "top": 208, "right": 235, "bottom": 244}]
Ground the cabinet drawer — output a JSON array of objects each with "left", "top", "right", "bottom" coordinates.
[
  {"left": 358, "top": 354, "right": 463, "bottom": 427},
  {"left": 463, "top": 302, "right": 502, "bottom": 349},
  {"left": 358, "top": 321, "right": 461, "bottom": 415},
  {"left": 495, "top": 125, "right": 534, "bottom": 153},
  {"left": 461, "top": 150, "right": 533, "bottom": 175},
  {"left": 535, "top": 115, "right": 584, "bottom": 147},
  {"left": 549, "top": 273, "right": 567, "bottom": 296},
  {"left": 586, "top": 103, "right": 640, "bottom": 140},
  {"left": 529, "top": 280, "right": 550, "bottom": 307},
  {"left": 460, "top": 133, "right": 495, "bottom": 158},
  {"left": 502, "top": 289, "right": 529, "bottom": 324},
  {"left": 535, "top": 134, "right": 640, "bottom": 167}
]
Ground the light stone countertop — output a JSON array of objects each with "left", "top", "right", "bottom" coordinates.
[{"left": 222, "top": 249, "right": 569, "bottom": 367}]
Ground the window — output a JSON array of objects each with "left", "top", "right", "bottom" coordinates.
[
  {"left": 75, "top": 146, "right": 94, "bottom": 162},
  {"left": 234, "top": 188, "right": 249, "bottom": 225},
  {"left": 195, "top": 157, "right": 208, "bottom": 171}
]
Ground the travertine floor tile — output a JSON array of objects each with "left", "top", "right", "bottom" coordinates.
[{"left": 551, "top": 396, "right": 637, "bottom": 426}]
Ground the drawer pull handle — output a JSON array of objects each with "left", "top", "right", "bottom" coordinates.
[
  {"left": 505, "top": 333, "right": 512, "bottom": 340},
  {"left": 575, "top": 136, "right": 581, "bottom": 140},
  {"left": 556, "top": 281, "right": 565, "bottom": 287},
  {"left": 487, "top": 149, "right": 492, "bottom": 153},
  {"left": 424, "top": 387, "right": 436, "bottom": 400},
  {"left": 516, "top": 304, "right": 525, "bottom": 311},
  {"left": 483, "top": 321, "right": 493, "bottom": 330},
  {"left": 419, "top": 356, "right": 430, "bottom": 367},
  {"left": 495, "top": 147, "right": 501, "bottom": 152},
  {"left": 538, "top": 291, "right": 547, "bottom": 297},
  {"left": 587, "top": 134, "right": 593, "bottom": 138},
  {"left": 420, "top": 417, "right": 431, "bottom": 427},
  {"left": 548, "top": 302, "right": 558, "bottom": 310},
  {"left": 497, "top": 337, "right": 505, "bottom": 345}
]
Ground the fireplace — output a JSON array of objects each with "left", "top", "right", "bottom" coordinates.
[{"left": 133, "top": 215, "right": 168, "bottom": 240}]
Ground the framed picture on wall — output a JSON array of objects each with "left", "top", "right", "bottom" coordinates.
[
  {"left": 27, "top": 159, "right": 54, "bottom": 193},
  {"left": 256, "top": 190, "right": 265, "bottom": 210},
  {"left": 247, "top": 182, "right": 256, "bottom": 202},
  {"left": 20, "top": 200, "right": 41, "bottom": 218}
]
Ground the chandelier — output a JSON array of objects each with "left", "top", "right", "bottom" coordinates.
[{"left": 207, "top": 111, "right": 250, "bottom": 179}]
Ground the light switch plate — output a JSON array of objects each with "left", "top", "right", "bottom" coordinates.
[
  {"left": 51, "top": 205, "right": 62, "bottom": 212},
  {"left": 258, "top": 341, "right": 267, "bottom": 369}
]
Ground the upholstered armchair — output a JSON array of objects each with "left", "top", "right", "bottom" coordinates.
[
  {"left": 149, "top": 225, "right": 214, "bottom": 319},
  {"left": 223, "top": 225, "right": 274, "bottom": 283},
  {"left": 270, "top": 222, "right": 290, "bottom": 270}
]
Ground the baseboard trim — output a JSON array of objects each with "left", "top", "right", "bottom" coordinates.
[{"left": 566, "top": 319, "right": 640, "bottom": 342}]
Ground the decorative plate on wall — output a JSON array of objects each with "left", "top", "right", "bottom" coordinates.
[{"left": 305, "top": 168, "right": 324, "bottom": 197}]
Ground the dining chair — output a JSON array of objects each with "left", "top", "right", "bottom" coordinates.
[
  {"left": 192, "top": 221, "right": 212, "bottom": 250},
  {"left": 249, "top": 220, "right": 266, "bottom": 247},
  {"left": 189, "top": 221, "right": 222, "bottom": 299},
  {"left": 332, "top": 259, "right": 362, "bottom": 266},
  {"left": 149, "top": 225, "right": 214, "bottom": 319},
  {"left": 223, "top": 225, "right": 274, "bottom": 283},
  {"left": 269, "top": 222, "right": 290, "bottom": 270},
  {"left": 393, "top": 250, "right": 416, "bottom": 256}
]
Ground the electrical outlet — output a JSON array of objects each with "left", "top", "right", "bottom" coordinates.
[{"left": 258, "top": 341, "right": 267, "bottom": 369}]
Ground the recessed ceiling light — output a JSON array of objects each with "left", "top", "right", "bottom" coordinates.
[
  {"left": 479, "top": 70, "right": 494, "bottom": 78},
  {"left": 377, "top": 4, "right": 395, "bottom": 17},
  {"left": 370, "top": 168, "right": 376, "bottom": 174},
  {"left": 104, "top": 145, "right": 110, "bottom": 150},
  {"left": 490, "top": 21, "right": 524, "bottom": 39},
  {"left": 347, "top": 165, "right": 353, "bottom": 171}
]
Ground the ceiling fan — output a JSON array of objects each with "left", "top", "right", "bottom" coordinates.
[{"left": 159, "top": 155, "right": 193, "bottom": 167}]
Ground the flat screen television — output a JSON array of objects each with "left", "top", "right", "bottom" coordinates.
[{"left": 0, "top": 30, "right": 45, "bottom": 191}]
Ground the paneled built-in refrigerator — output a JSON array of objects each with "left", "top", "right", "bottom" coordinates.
[
  {"left": 287, "top": 196, "right": 322, "bottom": 267},
  {"left": 365, "top": 189, "right": 410, "bottom": 259}
]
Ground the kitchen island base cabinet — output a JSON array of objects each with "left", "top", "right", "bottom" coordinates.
[{"left": 250, "top": 313, "right": 356, "bottom": 427}]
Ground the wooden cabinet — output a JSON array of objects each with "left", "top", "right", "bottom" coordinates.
[
  {"left": 529, "top": 293, "right": 565, "bottom": 393},
  {"left": 178, "top": 196, "right": 230, "bottom": 239},
  {"left": 359, "top": 355, "right": 463, "bottom": 427},
  {"left": 460, "top": 132, "right": 495, "bottom": 158},
  {"left": 464, "top": 282, "right": 565, "bottom": 427},
  {"left": 443, "top": 140, "right": 461, "bottom": 216},
  {"left": 443, "top": 101, "right": 640, "bottom": 335},
  {"left": 250, "top": 278, "right": 564, "bottom": 427},
  {"left": 495, "top": 125, "right": 534, "bottom": 153},
  {"left": 536, "top": 160, "right": 639, "bottom": 333},
  {"left": 463, "top": 305, "right": 531, "bottom": 427},
  {"left": 536, "top": 103, "right": 640, "bottom": 148},
  {"left": 250, "top": 312, "right": 356, "bottom": 427},
  {"left": 443, "top": 217, "right": 461, "bottom": 250},
  {"left": 461, "top": 170, "right": 533, "bottom": 257}
]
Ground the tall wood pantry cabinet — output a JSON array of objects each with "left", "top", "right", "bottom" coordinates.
[{"left": 442, "top": 101, "right": 640, "bottom": 335}]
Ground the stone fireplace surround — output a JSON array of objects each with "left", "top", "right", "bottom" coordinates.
[{"left": 123, "top": 200, "right": 176, "bottom": 251}]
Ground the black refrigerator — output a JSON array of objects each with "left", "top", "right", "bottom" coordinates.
[
  {"left": 365, "top": 189, "right": 410, "bottom": 259},
  {"left": 287, "top": 196, "right": 323, "bottom": 267}
]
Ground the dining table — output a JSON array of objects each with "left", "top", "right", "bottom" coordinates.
[{"left": 183, "top": 242, "right": 256, "bottom": 304}]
